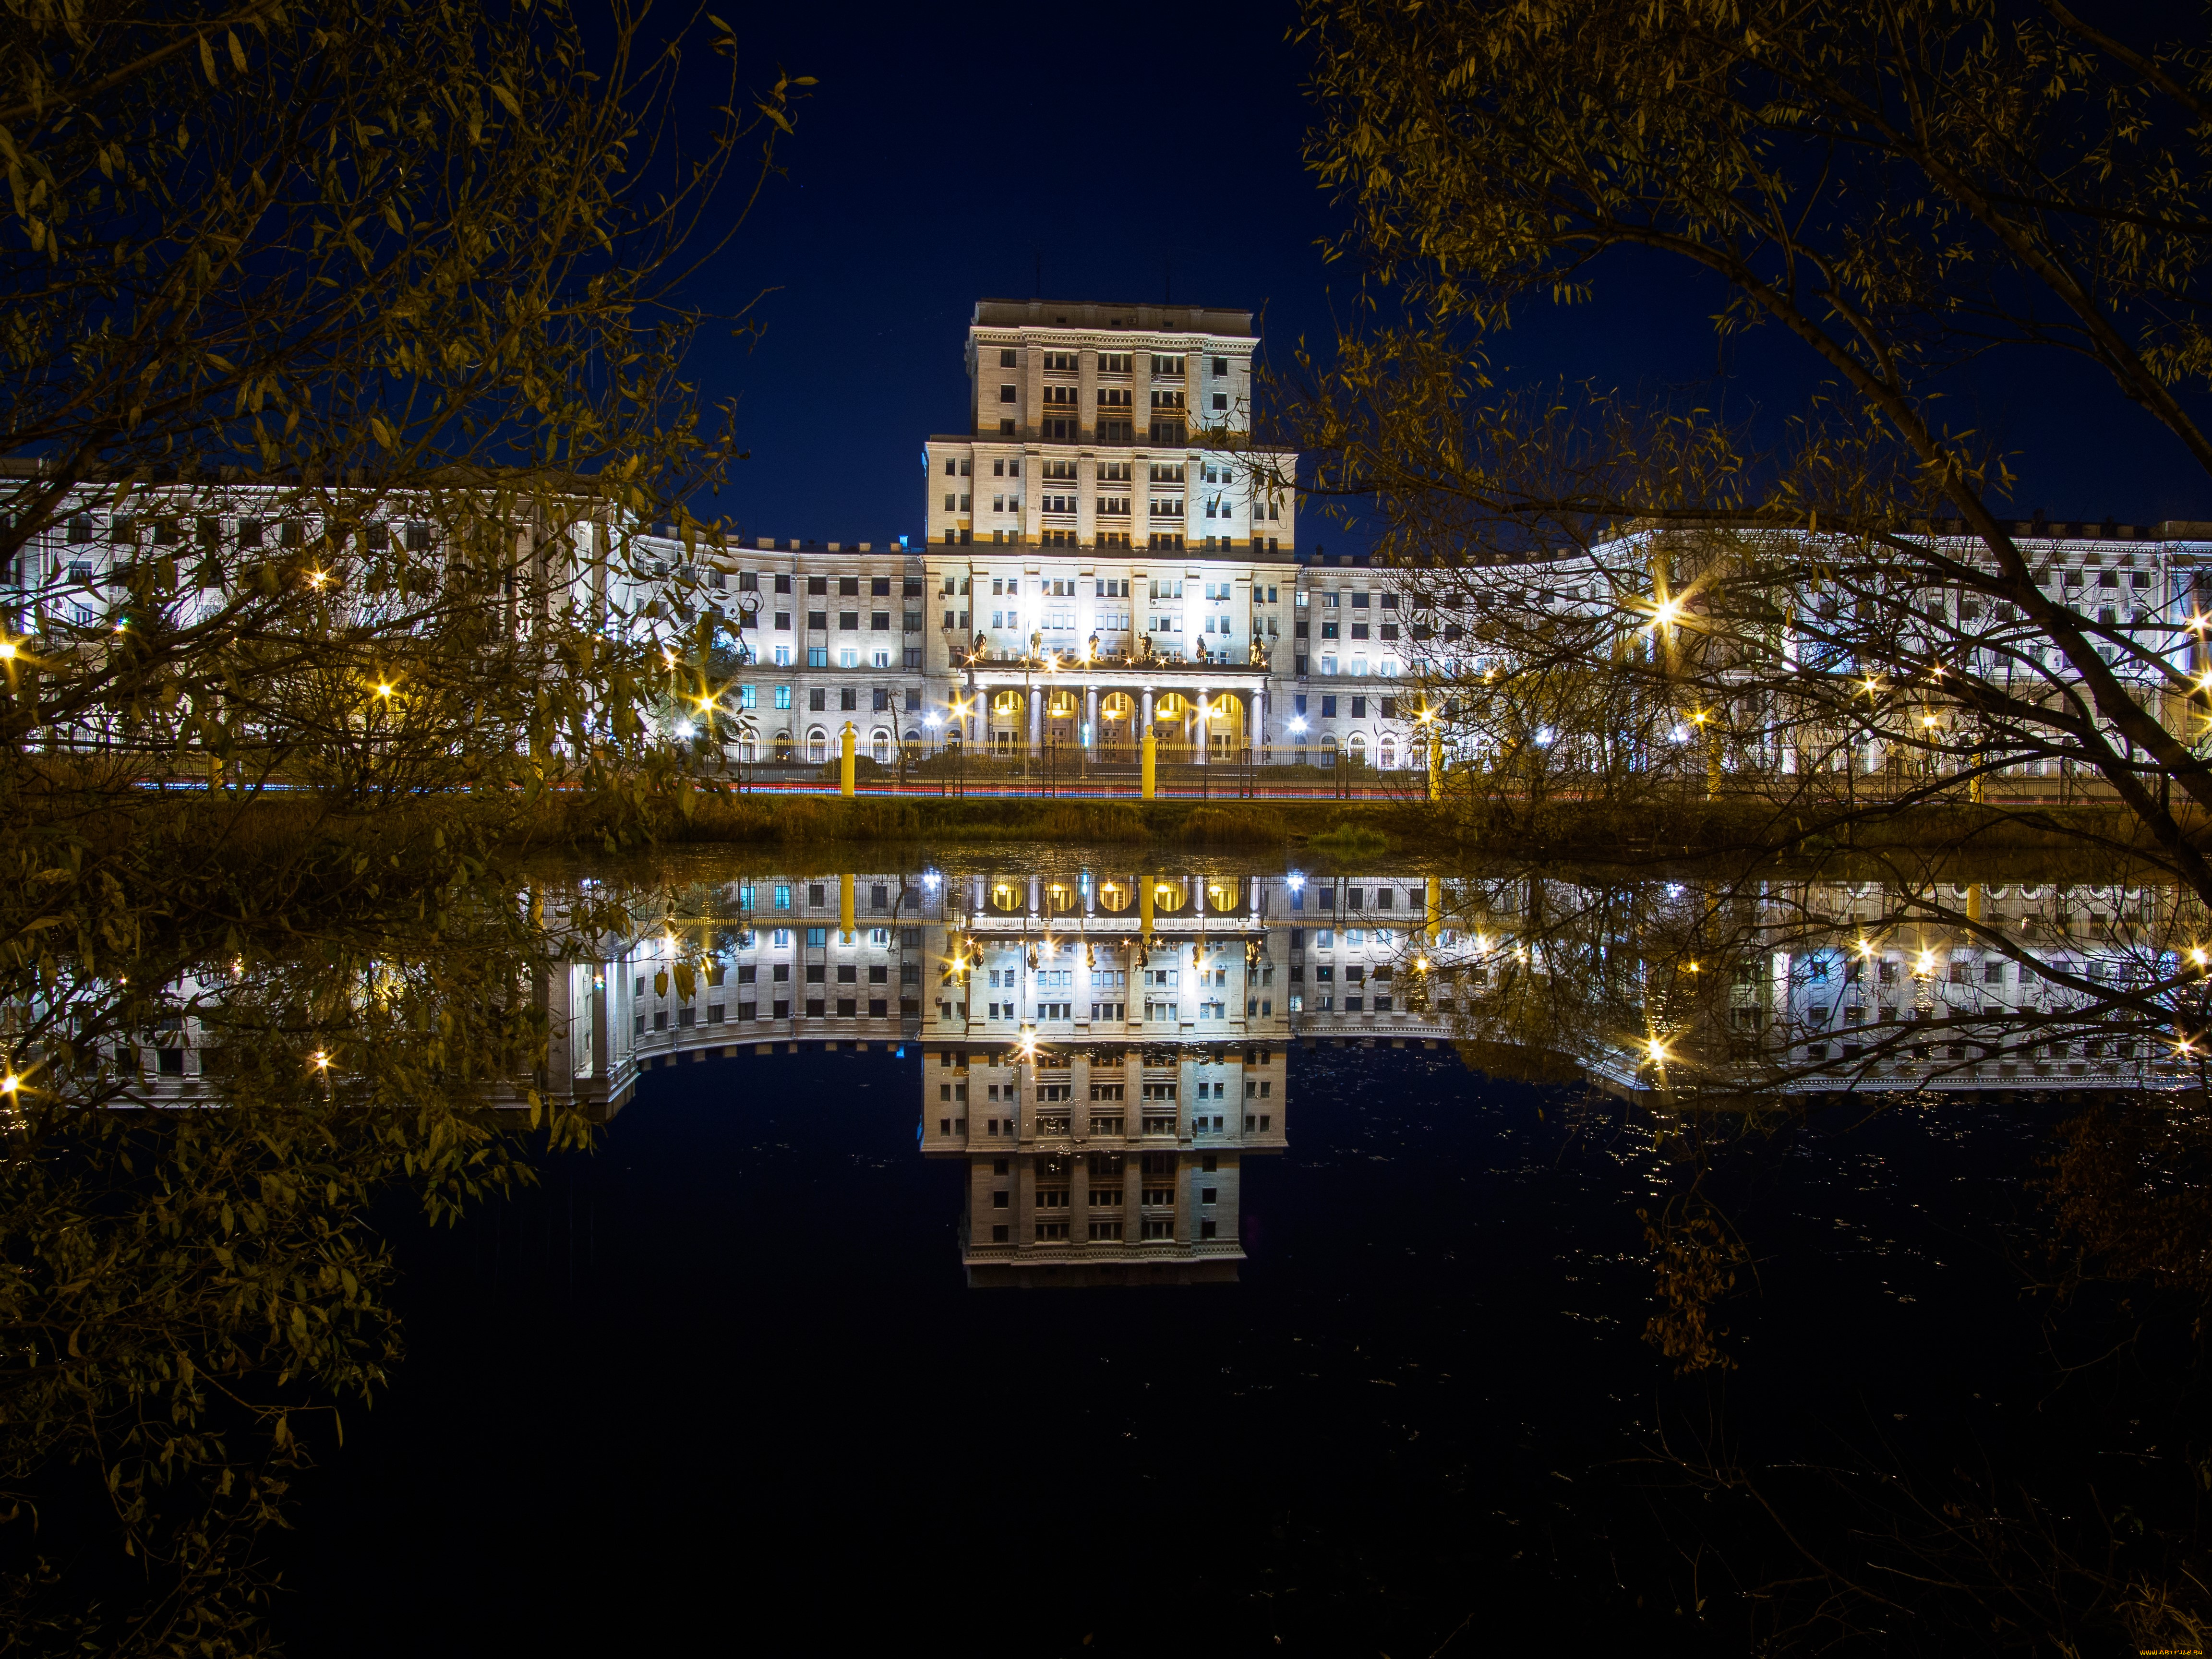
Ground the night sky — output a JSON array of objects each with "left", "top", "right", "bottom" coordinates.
[{"left": 684, "top": 0, "right": 2212, "bottom": 549}]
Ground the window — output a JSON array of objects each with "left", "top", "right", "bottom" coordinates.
[
  {"left": 999, "top": 384, "right": 1017, "bottom": 403},
  {"left": 999, "top": 348, "right": 1017, "bottom": 367},
  {"left": 774, "top": 685, "right": 792, "bottom": 709}
]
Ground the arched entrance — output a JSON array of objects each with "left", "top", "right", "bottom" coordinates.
[
  {"left": 1043, "top": 686, "right": 1080, "bottom": 752},
  {"left": 1202, "top": 691, "right": 1249, "bottom": 760},
  {"left": 989, "top": 689, "right": 1025, "bottom": 756},
  {"left": 1097, "top": 691, "right": 1139, "bottom": 759},
  {"left": 1152, "top": 691, "right": 1197, "bottom": 763},
  {"left": 807, "top": 727, "right": 828, "bottom": 765}
]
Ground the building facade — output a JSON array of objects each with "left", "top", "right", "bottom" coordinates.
[{"left": 14, "top": 300, "right": 2212, "bottom": 781}]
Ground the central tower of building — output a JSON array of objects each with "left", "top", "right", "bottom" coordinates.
[{"left": 921, "top": 300, "right": 1299, "bottom": 759}]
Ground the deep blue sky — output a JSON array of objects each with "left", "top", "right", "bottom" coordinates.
[{"left": 681, "top": 0, "right": 2212, "bottom": 547}]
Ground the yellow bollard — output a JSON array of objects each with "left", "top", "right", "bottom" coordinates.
[
  {"left": 840, "top": 872, "right": 856, "bottom": 940},
  {"left": 1426, "top": 875, "right": 1443, "bottom": 942},
  {"left": 1142, "top": 729, "right": 1157, "bottom": 800},
  {"left": 1967, "top": 883, "right": 1983, "bottom": 926},
  {"left": 840, "top": 721, "right": 856, "bottom": 798},
  {"left": 1141, "top": 877, "right": 1155, "bottom": 934},
  {"left": 1427, "top": 733, "right": 1442, "bottom": 803}
]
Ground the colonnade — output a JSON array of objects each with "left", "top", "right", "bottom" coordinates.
[{"left": 976, "top": 680, "right": 1267, "bottom": 763}]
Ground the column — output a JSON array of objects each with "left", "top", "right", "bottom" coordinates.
[
  {"left": 1252, "top": 686, "right": 1266, "bottom": 760},
  {"left": 1085, "top": 685, "right": 1098, "bottom": 749},
  {"left": 1196, "top": 683, "right": 1209, "bottom": 766},
  {"left": 1028, "top": 685, "right": 1042, "bottom": 754},
  {"left": 1141, "top": 688, "right": 1154, "bottom": 735}
]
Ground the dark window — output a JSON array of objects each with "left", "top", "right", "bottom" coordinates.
[
  {"left": 807, "top": 576, "right": 827, "bottom": 595},
  {"left": 840, "top": 688, "right": 857, "bottom": 710},
  {"left": 808, "top": 688, "right": 826, "bottom": 711},
  {"left": 871, "top": 577, "right": 891, "bottom": 596},
  {"left": 809, "top": 611, "right": 828, "bottom": 630},
  {"left": 1321, "top": 696, "right": 1338, "bottom": 718},
  {"left": 840, "top": 577, "right": 860, "bottom": 596},
  {"left": 775, "top": 574, "right": 793, "bottom": 593},
  {"left": 839, "top": 611, "right": 858, "bottom": 630},
  {"left": 1351, "top": 697, "right": 1366, "bottom": 718},
  {"left": 872, "top": 611, "right": 890, "bottom": 630},
  {"left": 906, "top": 689, "right": 921, "bottom": 711},
  {"left": 1000, "top": 349, "right": 1017, "bottom": 367},
  {"left": 1380, "top": 697, "right": 1397, "bottom": 718},
  {"left": 873, "top": 688, "right": 889, "bottom": 712}
]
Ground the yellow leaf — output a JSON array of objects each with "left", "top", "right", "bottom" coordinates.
[
  {"left": 227, "top": 29, "right": 248, "bottom": 72},
  {"left": 199, "top": 33, "right": 218, "bottom": 83}
]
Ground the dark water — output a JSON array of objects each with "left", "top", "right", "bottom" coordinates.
[{"left": 273, "top": 1039, "right": 2131, "bottom": 1657}]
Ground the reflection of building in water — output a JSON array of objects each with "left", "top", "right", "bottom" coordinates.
[
  {"left": 1400, "top": 871, "right": 2212, "bottom": 1094},
  {"left": 105, "top": 870, "right": 2195, "bottom": 1118},
  {"left": 924, "top": 869, "right": 1292, "bottom": 1285},
  {"left": 538, "top": 870, "right": 945, "bottom": 1120}
]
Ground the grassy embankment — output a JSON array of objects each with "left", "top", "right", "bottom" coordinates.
[{"left": 39, "top": 780, "right": 2205, "bottom": 868}]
